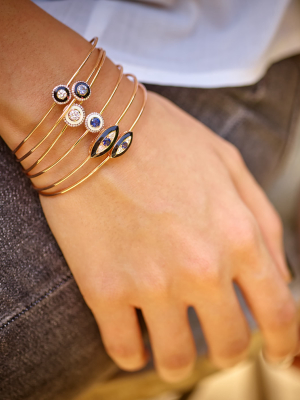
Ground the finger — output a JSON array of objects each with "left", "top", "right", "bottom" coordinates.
[
  {"left": 236, "top": 246, "right": 299, "bottom": 363},
  {"left": 142, "top": 302, "right": 197, "bottom": 382},
  {"left": 94, "top": 305, "right": 148, "bottom": 371},
  {"left": 193, "top": 281, "right": 251, "bottom": 369},
  {"left": 218, "top": 142, "right": 290, "bottom": 282}
]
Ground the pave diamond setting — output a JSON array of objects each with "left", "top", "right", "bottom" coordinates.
[
  {"left": 111, "top": 132, "right": 133, "bottom": 158},
  {"left": 52, "top": 85, "right": 71, "bottom": 104},
  {"left": 72, "top": 81, "right": 91, "bottom": 101},
  {"left": 85, "top": 112, "right": 104, "bottom": 133},
  {"left": 90, "top": 125, "right": 119, "bottom": 158},
  {"left": 63, "top": 104, "right": 85, "bottom": 127}
]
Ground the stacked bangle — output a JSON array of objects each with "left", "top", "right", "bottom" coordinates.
[
  {"left": 13, "top": 37, "right": 147, "bottom": 196},
  {"left": 36, "top": 84, "right": 147, "bottom": 196},
  {"left": 16, "top": 47, "right": 106, "bottom": 163},
  {"left": 27, "top": 65, "right": 124, "bottom": 179},
  {"left": 13, "top": 37, "right": 99, "bottom": 156}
]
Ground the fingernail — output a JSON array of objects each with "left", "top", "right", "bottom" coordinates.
[{"left": 260, "top": 350, "right": 294, "bottom": 370}]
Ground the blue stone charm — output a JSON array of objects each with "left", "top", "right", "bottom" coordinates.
[
  {"left": 103, "top": 137, "right": 111, "bottom": 147},
  {"left": 111, "top": 132, "right": 133, "bottom": 158},
  {"left": 72, "top": 81, "right": 91, "bottom": 101},
  {"left": 90, "top": 117, "right": 101, "bottom": 127},
  {"left": 85, "top": 112, "right": 104, "bottom": 133},
  {"left": 90, "top": 126, "right": 119, "bottom": 158}
]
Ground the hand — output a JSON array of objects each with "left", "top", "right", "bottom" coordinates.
[{"left": 40, "top": 91, "right": 299, "bottom": 382}]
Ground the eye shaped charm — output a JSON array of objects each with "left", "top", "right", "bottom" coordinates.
[
  {"left": 52, "top": 85, "right": 71, "bottom": 104},
  {"left": 90, "top": 126, "right": 119, "bottom": 158},
  {"left": 72, "top": 81, "right": 91, "bottom": 101},
  {"left": 85, "top": 112, "right": 104, "bottom": 133},
  {"left": 63, "top": 104, "right": 85, "bottom": 127},
  {"left": 111, "top": 132, "right": 133, "bottom": 158}
]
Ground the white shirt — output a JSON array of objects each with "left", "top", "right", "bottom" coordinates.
[{"left": 35, "top": 0, "right": 300, "bottom": 88}]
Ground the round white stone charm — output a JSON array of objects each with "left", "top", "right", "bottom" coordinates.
[
  {"left": 52, "top": 84, "right": 71, "bottom": 104},
  {"left": 85, "top": 112, "right": 104, "bottom": 133},
  {"left": 63, "top": 104, "right": 85, "bottom": 127}
]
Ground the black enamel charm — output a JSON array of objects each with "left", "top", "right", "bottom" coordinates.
[
  {"left": 90, "top": 126, "right": 119, "bottom": 158},
  {"left": 111, "top": 132, "right": 133, "bottom": 158},
  {"left": 72, "top": 81, "right": 91, "bottom": 101},
  {"left": 52, "top": 85, "right": 71, "bottom": 104}
]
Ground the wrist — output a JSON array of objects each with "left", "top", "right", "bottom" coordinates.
[{"left": 0, "top": 1, "right": 144, "bottom": 191}]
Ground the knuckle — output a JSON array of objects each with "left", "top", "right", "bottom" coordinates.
[
  {"left": 266, "top": 299, "right": 297, "bottom": 330},
  {"left": 185, "top": 252, "right": 222, "bottom": 288},
  {"left": 213, "top": 336, "right": 250, "bottom": 368},
  {"left": 140, "top": 270, "right": 171, "bottom": 299},
  {"left": 160, "top": 352, "right": 195, "bottom": 372},
  {"left": 86, "top": 279, "right": 127, "bottom": 306},
  {"left": 105, "top": 343, "right": 141, "bottom": 362},
  {"left": 227, "top": 215, "right": 260, "bottom": 253}
]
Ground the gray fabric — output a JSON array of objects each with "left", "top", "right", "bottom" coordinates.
[{"left": 1, "top": 55, "right": 300, "bottom": 400}]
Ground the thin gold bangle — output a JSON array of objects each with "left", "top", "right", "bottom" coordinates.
[
  {"left": 38, "top": 84, "right": 147, "bottom": 197},
  {"left": 12, "top": 37, "right": 98, "bottom": 155},
  {"left": 22, "top": 49, "right": 108, "bottom": 173},
  {"left": 34, "top": 74, "right": 139, "bottom": 193},
  {"left": 16, "top": 48, "right": 106, "bottom": 164},
  {"left": 27, "top": 65, "right": 124, "bottom": 179}
]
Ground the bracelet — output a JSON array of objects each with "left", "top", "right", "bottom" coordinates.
[
  {"left": 16, "top": 47, "right": 106, "bottom": 163},
  {"left": 12, "top": 37, "right": 98, "bottom": 155},
  {"left": 22, "top": 49, "right": 109, "bottom": 174},
  {"left": 12, "top": 37, "right": 148, "bottom": 196},
  {"left": 27, "top": 65, "right": 124, "bottom": 179},
  {"left": 37, "top": 83, "right": 147, "bottom": 196},
  {"left": 33, "top": 73, "right": 139, "bottom": 193}
]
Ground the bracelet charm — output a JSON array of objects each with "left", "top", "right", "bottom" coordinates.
[
  {"left": 112, "top": 132, "right": 133, "bottom": 158},
  {"left": 90, "top": 125, "right": 119, "bottom": 157},
  {"left": 52, "top": 85, "right": 71, "bottom": 104},
  {"left": 72, "top": 81, "right": 91, "bottom": 101},
  {"left": 63, "top": 104, "right": 85, "bottom": 127},
  {"left": 85, "top": 112, "right": 104, "bottom": 133}
]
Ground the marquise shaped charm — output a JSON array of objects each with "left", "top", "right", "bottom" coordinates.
[
  {"left": 111, "top": 132, "right": 133, "bottom": 158},
  {"left": 90, "top": 125, "right": 119, "bottom": 158}
]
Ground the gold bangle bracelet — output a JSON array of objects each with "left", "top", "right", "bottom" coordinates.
[
  {"left": 12, "top": 37, "right": 99, "bottom": 156},
  {"left": 22, "top": 49, "right": 109, "bottom": 174},
  {"left": 27, "top": 65, "right": 124, "bottom": 179},
  {"left": 16, "top": 48, "right": 106, "bottom": 164},
  {"left": 38, "top": 83, "right": 147, "bottom": 196},
  {"left": 33, "top": 74, "right": 139, "bottom": 192}
]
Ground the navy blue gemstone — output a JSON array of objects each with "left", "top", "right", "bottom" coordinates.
[
  {"left": 90, "top": 117, "right": 100, "bottom": 127},
  {"left": 103, "top": 138, "right": 111, "bottom": 147},
  {"left": 121, "top": 142, "right": 128, "bottom": 150}
]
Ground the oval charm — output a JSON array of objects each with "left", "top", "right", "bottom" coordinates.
[
  {"left": 111, "top": 132, "right": 133, "bottom": 158},
  {"left": 72, "top": 81, "right": 91, "bottom": 101},
  {"left": 85, "top": 112, "right": 104, "bottom": 133},
  {"left": 90, "top": 126, "right": 119, "bottom": 158},
  {"left": 52, "top": 84, "right": 71, "bottom": 104},
  {"left": 63, "top": 104, "right": 85, "bottom": 127}
]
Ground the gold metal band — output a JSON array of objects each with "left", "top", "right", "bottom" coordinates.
[
  {"left": 17, "top": 47, "right": 106, "bottom": 163},
  {"left": 12, "top": 37, "right": 98, "bottom": 155},
  {"left": 27, "top": 65, "right": 124, "bottom": 179},
  {"left": 34, "top": 74, "right": 139, "bottom": 192},
  {"left": 22, "top": 49, "right": 109, "bottom": 173},
  {"left": 38, "top": 83, "right": 147, "bottom": 196}
]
